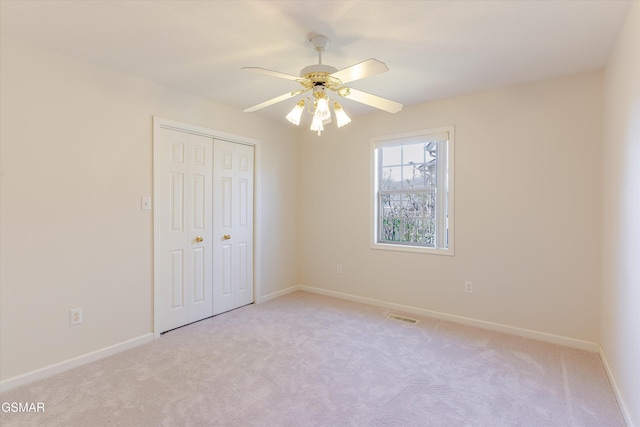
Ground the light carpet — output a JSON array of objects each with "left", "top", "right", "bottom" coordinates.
[{"left": 0, "top": 291, "right": 625, "bottom": 426}]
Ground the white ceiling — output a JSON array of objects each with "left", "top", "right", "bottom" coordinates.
[{"left": 0, "top": 0, "right": 633, "bottom": 121}]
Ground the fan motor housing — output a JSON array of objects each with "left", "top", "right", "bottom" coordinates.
[{"left": 299, "top": 64, "right": 338, "bottom": 77}]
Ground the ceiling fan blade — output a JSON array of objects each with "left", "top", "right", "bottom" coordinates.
[
  {"left": 243, "top": 92, "right": 298, "bottom": 113},
  {"left": 242, "top": 67, "right": 300, "bottom": 81},
  {"left": 343, "top": 88, "right": 403, "bottom": 114},
  {"left": 331, "top": 59, "right": 389, "bottom": 84}
]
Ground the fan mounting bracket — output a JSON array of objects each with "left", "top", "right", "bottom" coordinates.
[{"left": 309, "top": 35, "right": 330, "bottom": 52}]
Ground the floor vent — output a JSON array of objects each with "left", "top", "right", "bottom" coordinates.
[{"left": 388, "top": 314, "right": 419, "bottom": 324}]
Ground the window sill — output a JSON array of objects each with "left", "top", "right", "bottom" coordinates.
[{"left": 370, "top": 242, "right": 454, "bottom": 256}]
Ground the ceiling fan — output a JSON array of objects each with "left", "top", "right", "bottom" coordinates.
[{"left": 242, "top": 35, "right": 403, "bottom": 134}]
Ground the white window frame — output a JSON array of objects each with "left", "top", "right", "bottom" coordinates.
[{"left": 370, "top": 126, "right": 454, "bottom": 256}]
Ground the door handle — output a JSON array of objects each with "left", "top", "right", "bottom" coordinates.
[
  {"left": 195, "top": 236, "right": 204, "bottom": 243},
  {"left": 223, "top": 234, "right": 231, "bottom": 240}
]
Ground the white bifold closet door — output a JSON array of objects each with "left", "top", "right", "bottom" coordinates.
[
  {"left": 212, "top": 140, "right": 254, "bottom": 315},
  {"left": 156, "top": 129, "right": 214, "bottom": 333},
  {"left": 156, "top": 128, "right": 254, "bottom": 333}
]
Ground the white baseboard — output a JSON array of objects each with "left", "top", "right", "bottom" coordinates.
[
  {"left": 599, "top": 346, "right": 635, "bottom": 427},
  {"left": 256, "top": 286, "right": 300, "bottom": 304},
  {"left": 0, "top": 333, "right": 154, "bottom": 393},
  {"left": 297, "top": 285, "right": 599, "bottom": 352}
]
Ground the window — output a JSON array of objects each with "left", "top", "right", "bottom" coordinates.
[{"left": 371, "top": 127, "right": 454, "bottom": 255}]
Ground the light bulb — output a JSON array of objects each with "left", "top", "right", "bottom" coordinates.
[
  {"left": 333, "top": 102, "right": 351, "bottom": 128},
  {"left": 285, "top": 100, "right": 305, "bottom": 126}
]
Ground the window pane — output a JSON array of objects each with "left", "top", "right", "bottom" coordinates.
[
  {"left": 402, "top": 143, "right": 425, "bottom": 164},
  {"left": 380, "top": 166, "right": 402, "bottom": 190},
  {"left": 424, "top": 142, "right": 438, "bottom": 188},
  {"left": 402, "top": 164, "right": 429, "bottom": 189},
  {"left": 379, "top": 191, "right": 436, "bottom": 246},
  {"left": 381, "top": 146, "right": 402, "bottom": 167}
]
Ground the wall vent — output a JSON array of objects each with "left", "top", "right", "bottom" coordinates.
[{"left": 388, "top": 314, "right": 418, "bottom": 324}]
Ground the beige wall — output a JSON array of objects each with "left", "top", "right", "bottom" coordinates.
[
  {"left": 602, "top": 1, "right": 640, "bottom": 425},
  {"left": 0, "top": 36, "right": 299, "bottom": 381},
  {"left": 298, "top": 71, "right": 603, "bottom": 343}
]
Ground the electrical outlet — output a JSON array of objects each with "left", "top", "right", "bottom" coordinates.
[
  {"left": 336, "top": 264, "right": 343, "bottom": 274},
  {"left": 69, "top": 308, "right": 83, "bottom": 326},
  {"left": 464, "top": 281, "right": 473, "bottom": 294}
]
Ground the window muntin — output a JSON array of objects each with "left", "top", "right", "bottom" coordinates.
[{"left": 371, "top": 128, "right": 454, "bottom": 255}]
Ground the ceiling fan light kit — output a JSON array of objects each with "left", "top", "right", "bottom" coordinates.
[{"left": 243, "top": 35, "right": 403, "bottom": 136}]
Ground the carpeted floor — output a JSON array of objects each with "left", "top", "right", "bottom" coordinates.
[{"left": 0, "top": 291, "right": 625, "bottom": 426}]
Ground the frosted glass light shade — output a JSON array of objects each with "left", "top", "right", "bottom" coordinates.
[
  {"left": 333, "top": 102, "right": 351, "bottom": 128},
  {"left": 310, "top": 113, "right": 324, "bottom": 135},
  {"left": 314, "top": 97, "right": 331, "bottom": 121},
  {"left": 285, "top": 100, "right": 305, "bottom": 125}
]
